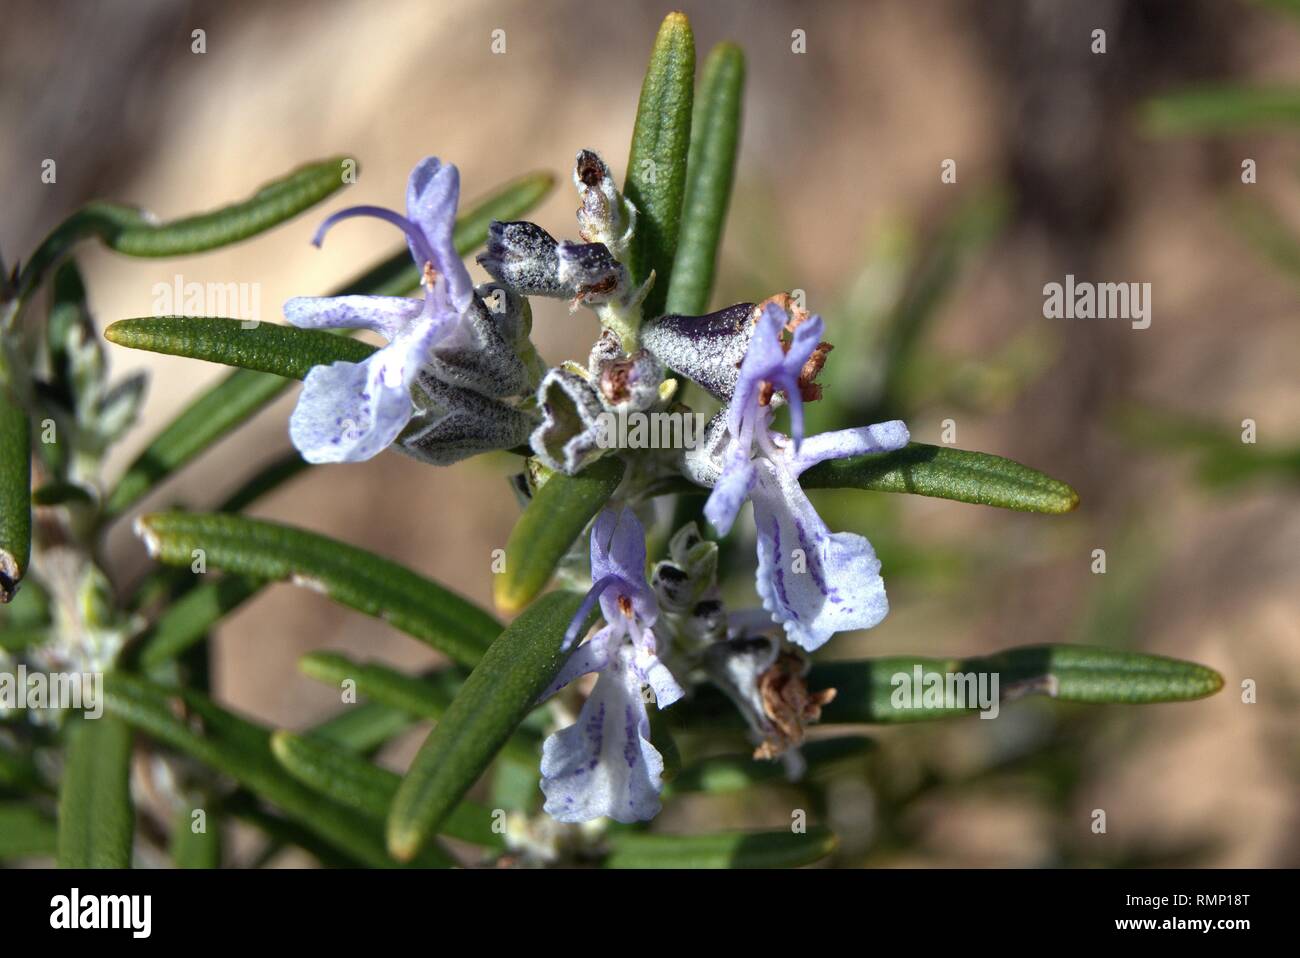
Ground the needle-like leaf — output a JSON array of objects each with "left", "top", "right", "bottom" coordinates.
[{"left": 135, "top": 512, "right": 499, "bottom": 666}]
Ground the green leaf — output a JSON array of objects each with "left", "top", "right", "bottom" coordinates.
[
  {"left": 624, "top": 11, "right": 696, "bottom": 320},
  {"left": 58, "top": 715, "right": 135, "bottom": 868},
  {"left": 815, "top": 645, "right": 1225, "bottom": 724},
  {"left": 0, "top": 379, "right": 31, "bottom": 604},
  {"left": 669, "top": 736, "right": 874, "bottom": 795},
  {"left": 800, "top": 442, "right": 1080, "bottom": 514},
  {"left": 1142, "top": 86, "right": 1300, "bottom": 136},
  {"left": 131, "top": 574, "right": 262, "bottom": 672},
  {"left": 103, "top": 317, "right": 376, "bottom": 378},
  {"left": 102, "top": 673, "right": 450, "bottom": 868},
  {"left": 31, "top": 481, "right": 95, "bottom": 507},
  {"left": 1114, "top": 403, "right": 1300, "bottom": 490},
  {"left": 19, "top": 157, "right": 356, "bottom": 300},
  {"left": 102, "top": 172, "right": 556, "bottom": 517},
  {"left": 606, "top": 827, "right": 837, "bottom": 869},
  {"left": 494, "top": 457, "right": 625, "bottom": 614},
  {"left": 270, "top": 730, "right": 503, "bottom": 849},
  {"left": 308, "top": 701, "right": 416, "bottom": 755},
  {"left": 0, "top": 626, "right": 48, "bottom": 652},
  {"left": 171, "top": 800, "right": 222, "bottom": 868},
  {"left": 0, "top": 803, "right": 57, "bottom": 862},
  {"left": 387, "top": 591, "right": 589, "bottom": 861},
  {"left": 665, "top": 42, "right": 745, "bottom": 317},
  {"left": 103, "top": 368, "right": 288, "bottom": 517},
  {"left": 136, "top": 512, "right": 499, "bottom": 666}
]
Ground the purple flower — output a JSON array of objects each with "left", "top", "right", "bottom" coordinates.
[
  {"left": 286, "top": 158, "right": 474, "bottom": 463},
  {"left": 695, "top": 302, "right": 910, "bottom": 652},
  {"left": 539, "top": 508, "right": 683, "bottom": 824}
]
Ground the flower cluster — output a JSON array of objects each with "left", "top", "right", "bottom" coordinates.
[{"left": 285, "top": 151, "right": 908, "bottom": 825}]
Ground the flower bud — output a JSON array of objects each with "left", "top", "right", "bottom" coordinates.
[
  {"left": 477, "top": 221, "right": 565, "bottom": 296},
  {"left": 402, "top": 374, "right": 535, "bottom": 466},
  {"left": 641, "top": 302, "right": 755, "bottom": 401},
  {"left": 529, "top": 367, "right": 608, "bottom": 475},
  {"left": 573, "top": 149, "right": 630, "bottom": 250},
  {"left": 423, "top": 293, "right": 530, "bottom": 398},
  {"left": 557, "top": 241, "right": 628, "bottom": 306},
  {"left": 587, "top": 332, "right": 661, "bottom": 413}
]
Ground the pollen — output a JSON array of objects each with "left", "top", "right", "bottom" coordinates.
[{"left": 617, "top": 594, "right": 634, "bottom": 618}]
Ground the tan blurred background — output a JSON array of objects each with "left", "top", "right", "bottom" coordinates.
[{"left": 4, "top": 0, "right": 1297, "bottom": 865}]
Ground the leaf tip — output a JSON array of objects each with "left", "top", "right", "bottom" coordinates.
[
  {"left": 386, "top": 821, "right": 421, "bottom": 863},
  {"left": 1202, "top": 666, "right": 1226, "bottom": 697},
  {"left": 269, "top": 729, "right": 293, "bottom": 761},
  {"left": 493, "top": 578, "right": 528, "bottom": 617},
  {"left": 133, "top": 514, "right": 162, "bottom": 557},
  {"left": 102, "top": 320, "right": 126, "bottom": 345}
]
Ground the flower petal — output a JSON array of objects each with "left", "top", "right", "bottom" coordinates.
[
  {"left": 538, "top": 625, "right": 615, "bottom": 703},
  {"left": 750, "top": 462, "right": 889, "bottom": 651},
  {"left": 703, "top": 444, "right": 755, "bottom": 536},
  {"left": 633, "top": 641, "right": 684, "bottom": 708},
  {"left": 781, "top": 313, "right": 823, "bottom": 447},
  {"left": 288, "top": 350, "right": 412, "bottom": 463},
  {"left": 405, "top": 157, "right": 473, "bottom": 313},
  {"left": 284, "top": 295, "right": 423, "bottom": 340},
  {"left": 729, "top": 303, "right": 787, "bottom": 435},
  {"left": 790, "top": 420, "right": 910, "bottom": 475},
  {"left": 540, "top": 646, "right": 664, "bottom": 824},
  {"left": 590, "top": 509, "right": 655, "bottom": 623}
]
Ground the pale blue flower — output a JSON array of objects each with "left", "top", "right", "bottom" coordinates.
[
  {"left": 539, "top": 508, "right": 683, "bottom": 824},
  {"left": 286, "top": 157, "right": 474, "bottom": 463},
  {"left": 698, "top": 302, "right": 910, "bottom": 652}
]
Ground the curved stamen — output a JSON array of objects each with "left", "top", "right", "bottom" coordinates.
[
  {"left": 311, "top": 205, "right": 435, "bottom": 265},
  {"left": 562, "top": 573, "right": 622, "bottom": 652}
]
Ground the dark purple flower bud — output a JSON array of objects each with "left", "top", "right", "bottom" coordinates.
[
  {"left": 401, "top": 374, "right": 535, "bottom": 466},
  {"left": 477, "top": 221, "right": 565, "bottom": 296},
  {"left": 556, "top": 241, "right": 627, "bottom": 305},
  {"left": 640, "top": 302, "right": 755, "bottom": 401},
  {"left": 423, "top": 293, "right": 529, "bottom": 398}
]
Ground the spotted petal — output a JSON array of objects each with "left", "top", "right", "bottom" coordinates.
[
  {"left": 790, "top": 420, "right": 910, "bottom": 475},
  {"left": 289, "top": 310, "right": 448, "bottom": 463},
  {"left": 284, "top": 295, "right": 423, "bottom": 339},
  {"left": 750, "top": 461, "right": 889, "bottom": 651},
  {"left": 540, "top": 646, "right": 664, "bottom": 824}
]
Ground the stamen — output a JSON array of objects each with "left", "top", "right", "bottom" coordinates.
[
  {"left": 798, "top": 342, "right": 833, "bottom": 402},
  {"left": 561, "top": 573, "right": 621, "bottom": 651},
  {"left": 311, "top": 205, "right": 436, "bottom": 266},
  {"left": 617, "top": 594, "right": 634, "bottom": 618}
]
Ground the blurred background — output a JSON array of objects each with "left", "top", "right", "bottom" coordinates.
[{"left": 3, "top": 0, "right": 1297, "bottom": 866}]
